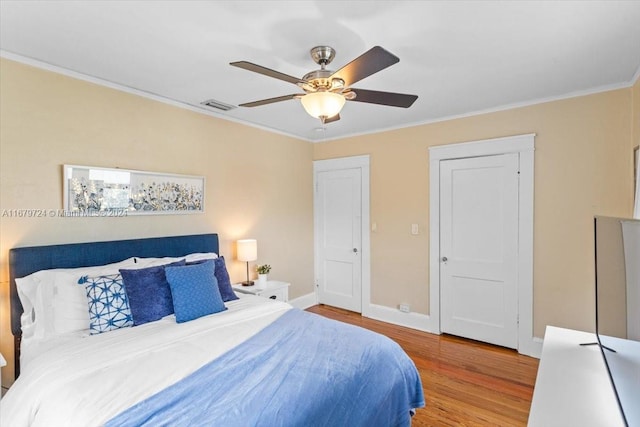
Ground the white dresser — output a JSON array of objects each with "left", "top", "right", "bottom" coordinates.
[{"left": 528, "top": 326, "right": 625, "bottom": 427}]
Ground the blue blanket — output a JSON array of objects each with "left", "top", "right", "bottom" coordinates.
[{"left": 106, "top": 309, "right": 425, "bottom": 427}]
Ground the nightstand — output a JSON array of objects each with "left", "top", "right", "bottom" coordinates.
[
  {"left": 0, "top": 352, "right": 5, "bottom": 401},
  {"left": 232, "top": 280, "right": 290, "bottom": 302}
]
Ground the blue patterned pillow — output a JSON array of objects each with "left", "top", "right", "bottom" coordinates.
[
  {"left": 165, "top": 260, "right": 227, "bottom": 323},
  {"left": 80, "top": 274, "right": 133, "bottom": 335},
  {"left": 187, "top": 256, "right": 238, "bottom": 302},
  {"left": 120, "top": 260, "right": 185, "bottom": 326}
]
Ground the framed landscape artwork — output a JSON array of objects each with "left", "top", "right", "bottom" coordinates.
[{"left": 63, "top": 165, "right": 205, "bottom": 216}]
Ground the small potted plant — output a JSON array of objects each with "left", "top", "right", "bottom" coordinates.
[{"left": 256, "top": 264, "right": 271, "bottom": 287}]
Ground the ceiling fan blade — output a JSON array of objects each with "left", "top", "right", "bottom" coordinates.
[
  {"left": 239, "top": 94, "right": 303, "bottom": 107},
  {"left": 230, "top": 61, "right": 306, "bottom": 85},
  {"left": 349, "top": 88, "right": 418, "bottom": 108},
  {"left": 323, "top": 114, "right": 340, "bottom": 124},
  {"left": 330, "top": 46, "right": 399, "bottom": 87}
]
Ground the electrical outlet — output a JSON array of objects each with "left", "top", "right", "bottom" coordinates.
[
  {"left": 399, "top": 304, "right": 410, "bottom": 313},
  {"left": 411, "top": 224, "right": 419, "bottom": 235}
]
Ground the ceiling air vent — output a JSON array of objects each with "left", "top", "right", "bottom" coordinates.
[{"left": 200, "top": 99, "right": 236, "bottom": 111}]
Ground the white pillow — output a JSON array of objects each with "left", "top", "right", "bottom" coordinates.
[
  {"left": 52, "top": 271, "right": 92, "bottom": 335},
  {"left": 16, "top": 273, "right": 47, "bottom": 341},
  {"left": 133, "top": 253, "right": 218, "bottom": 267},
  {"left": 184, "top": 252, "right": 218, "bottom": 262},
  {"left": 131, "top": 256, "right": 185, "bottom": 268},
  {"left": 16, "top": 257, "right": 139, "bottom": 340},
  {"left": 16, "top": 252, "right": 218, "bottom": 340},
  {"left": 52, "top": 258, "right": 148, "bottom": 335}
]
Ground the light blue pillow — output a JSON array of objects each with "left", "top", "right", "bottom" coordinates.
[
  {"left": 165, "top": 260, "right": 227, "bottom": 323},
  {"left": 80, "top": 274, "right": 133, "bottom": 335}
]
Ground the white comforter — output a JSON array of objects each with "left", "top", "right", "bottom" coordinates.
[{"left": 1, "top": 295, "right": 291, "bottom": 427}]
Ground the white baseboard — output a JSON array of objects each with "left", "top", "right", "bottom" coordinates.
[
  {"left": 526, "top": 336, "right": 544, "bottom": 359},
  {"left": 363, "top": 303, "right": 437, "bottom": 334},
  {"left": 289, "top": 292, "right": 317, "bottom": 310},
  {"left": 365, "top": 303, "right": 544, "bottom": 359},
  {"left": 301, "top": 295, "right": 544, "bottom": 359}
]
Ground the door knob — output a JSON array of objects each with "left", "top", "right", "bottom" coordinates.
[
  {"left": 442, "top": 256, "right": 448, "bottom": 262},
  {"left": 353, "top": 248, "right": 358, "bottom": 253}
]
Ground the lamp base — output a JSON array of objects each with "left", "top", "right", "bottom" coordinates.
[{"left": 241, "top": 280, "right": 254, "bottom": 287}]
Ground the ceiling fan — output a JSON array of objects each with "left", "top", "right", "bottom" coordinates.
[{"left": 230, "top": 46, "right": 418, "bottom": 124}]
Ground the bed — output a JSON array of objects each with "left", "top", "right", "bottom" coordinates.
[{"left": 2, "top": 233, "right": 424, "bottom": 426}]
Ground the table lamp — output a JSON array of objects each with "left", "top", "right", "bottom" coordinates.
[{"left": 237, "top": 239, "right": 257, "bottom": 286}]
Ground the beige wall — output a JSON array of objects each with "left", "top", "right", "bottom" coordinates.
[
  {"left": 314, "top": 89, "right": 634, "bottom": 339},
  {"left": 0, "top": 59, "right": 314, "bottom": 386},
  {"left": 1, "top": 55, "right": 637, "bottom": 390},
  {"left": 634, "top": 77, "right": 640, "bottom": 150}
]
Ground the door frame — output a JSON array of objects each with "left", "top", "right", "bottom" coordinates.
[
  {"left": 428, "top": 134, "right": 538, "bottom": 357},
  {"left": 313, "top": 155, "right": 371, "bottom": 315}
]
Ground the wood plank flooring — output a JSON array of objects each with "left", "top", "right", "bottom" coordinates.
[{"left": 306, "top": 304, "right": 539, "bottom": 427}]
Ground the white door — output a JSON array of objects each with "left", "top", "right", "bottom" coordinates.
[
  {"left": 440, "top": 153, "right": 519, "bottom": 348},
  {"left": 315, "top": 167, "right": 362, "bottom": 312}
]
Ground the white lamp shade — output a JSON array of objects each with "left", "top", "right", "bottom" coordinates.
[
  {"left": 300, "top": 92, "right": 346, "bottom": 119},
  {"left": 237, "top": 239, "right": 257, "bottom": 262}
]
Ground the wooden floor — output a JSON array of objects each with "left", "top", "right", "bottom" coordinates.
[{"left": 306, "top": 304, "right": 539, "bottom": 427}]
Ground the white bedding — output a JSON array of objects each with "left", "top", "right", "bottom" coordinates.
[{"left": 1, "top": 294, "right": 291, "bottom": 427}]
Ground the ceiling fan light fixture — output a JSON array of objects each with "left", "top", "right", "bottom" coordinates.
[
  {"left": 300, "top": 92, "right": 345, "bottom": 120},
  {"left": 232, "top": 45, "right": 416, "bottom": 126}
]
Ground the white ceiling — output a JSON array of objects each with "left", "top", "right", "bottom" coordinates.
[{"left": 1, "top": 1, "right": 640, "bottom": 142}]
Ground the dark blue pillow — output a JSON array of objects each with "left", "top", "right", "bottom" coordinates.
[
  {"left": 214, "top": 257, "right": 239, "bottom": 302},
  {"left": 187, "top": 256, "right": 238, "bottom": 302},
  {"left": 165, "top": 260, "right": 227, "bottom": 323},
  {"left": 120, "top": 260, "right": 185, "bottom": 326}
]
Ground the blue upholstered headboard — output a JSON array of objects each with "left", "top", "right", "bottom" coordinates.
[{"left": 9, "top": 233, "right": 219, "bottom": 377}]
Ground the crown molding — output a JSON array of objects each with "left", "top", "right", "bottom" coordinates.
[
  {"left": 3, "top": 49, "right": 636, "bottom": 145},
  {"left": 0, "top": 50, "right": 315, "bottom": 143}
]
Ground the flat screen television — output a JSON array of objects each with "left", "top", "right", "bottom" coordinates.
[{"left": 593, "top": 216, "right": 640, "bottom": 427}]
